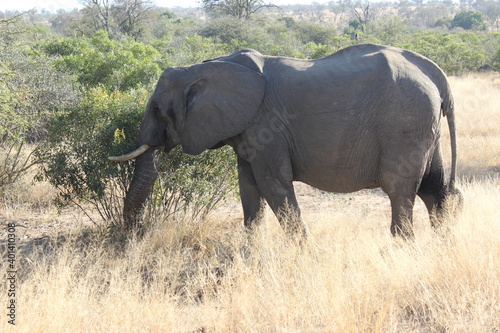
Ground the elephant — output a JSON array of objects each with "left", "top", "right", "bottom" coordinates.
[{"left": 109, "top": 44, "right": 461, "bottom": 239}]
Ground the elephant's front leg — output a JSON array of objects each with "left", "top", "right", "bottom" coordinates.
[
  {"left": 252, "top": 160, "right": 308, "bottom": 240},
  {"left": 238, "top": 158, "right": 266, "bottom": 231}
]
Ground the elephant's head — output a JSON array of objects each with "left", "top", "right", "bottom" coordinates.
[{"left": 109, "top": 57, "right": 266, "bottom": 228}]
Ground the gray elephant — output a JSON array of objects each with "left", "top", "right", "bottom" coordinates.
[{"left": 110, "top": 44, "right": 461, "bottom": 239}]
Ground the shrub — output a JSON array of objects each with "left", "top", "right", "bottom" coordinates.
[
  {"left": 292, "top": 21, "right": 337, "bottom": 45},
  {"left": 43, "top": 31, "right": 162, "bottom": 91},
  {"left": 494, "top": 48, "right": 500, "bottom": 71},
  {"left": 452, "top": 10, "right": 487, "bottom": 31},
  {"left": 303, "top": 42, "right": 335, "bottom": 59},
  {"left": 36, "top": 88, "right": 144, "bottom": 224},
  {"left": 148, "top": 145, "right": 238, "bottom": 222},
  {"left": 155, "top": 34, "right": 230, "bottom": 67},
  {"left": 398, "top": 31, "right": 491, "bottom": 75},
  {"left": 37, "top": 87, "right": 238, "bottom": 227},
  {"left": 1, "top": 16, "right": 78, "bottom": 195}
]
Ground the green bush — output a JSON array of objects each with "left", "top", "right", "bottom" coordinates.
[
  {"left": 1, "top": 17, "right": 78, "bottom": 195},
  {"left": 36, "top": 88, "right": 145, "bottom": 224},
  {"left": 37, "top": 87, "right": 238, "bottom": 226},
  {"left": 452, "top": 10, "right": 487, "bottom": 31},
  {"left": 154, "top": 34, "right": 230, "bottom": 67},
  {"left": 398, "top": 31, "right": 491, "bottom": 75},
  {"left": 149, "top": 145, "right": 238, "bottom": 222},
  {"left": 494, "top": 48, "right": 500, "bottom": 71},
  {"left": 0, "top": 60, "right": 33, "bottom": 193},
  {"left": 292, "top": 21, "right": 337, "bottom": 45},
  {"left": 302, "top": 42, "right": 335, "bottom": 59},
  {"left": 434, "top": 16, "right": 453, "bottom": 29},
  {"left": 43, "top": 31, "right": 162, "bottom": 91}
]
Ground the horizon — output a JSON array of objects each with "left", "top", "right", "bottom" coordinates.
[
  {"left": 1, "top": 0, "right": 335, "bottom": 13},
  {"left": 1, "top": 0, "right": 464, "bottom": 14}
]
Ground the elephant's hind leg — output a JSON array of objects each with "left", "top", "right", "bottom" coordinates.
[
  {"left": 417, "top": 145, "right": 451, "bottom": 228},
  {"left": 387, "top": 190, "right": 417, "bottom": 238},
  {"left": 378, "top": 150, "right": 427, "bottom": 238}
]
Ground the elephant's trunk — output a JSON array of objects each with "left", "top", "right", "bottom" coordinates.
[{"left": 123, "top": 146, "right": 158, "bottom": 228}]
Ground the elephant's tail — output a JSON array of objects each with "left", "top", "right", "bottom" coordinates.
[{"left": 442, "top": 91, "right": 458, "bottom": 191}]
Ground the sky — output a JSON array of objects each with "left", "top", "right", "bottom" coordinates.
[{"left": 0, "top": 0, "right": 333, "bottom": 12}]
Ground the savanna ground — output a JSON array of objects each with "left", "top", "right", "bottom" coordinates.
[{"left": 1, "top": 74, "right": 499, "bottom": 332}]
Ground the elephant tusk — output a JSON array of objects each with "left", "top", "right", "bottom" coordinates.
[{"left": 108, "top": 144, "right": 150, "bottom": 162}]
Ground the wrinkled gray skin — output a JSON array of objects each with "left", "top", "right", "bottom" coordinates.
[{"left": 120, "top": 44, "right": 461, "bottom": 239}]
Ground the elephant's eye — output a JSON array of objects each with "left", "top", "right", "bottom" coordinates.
[{"left": 154, "top": 104, "right": 168, "bottom": 119}]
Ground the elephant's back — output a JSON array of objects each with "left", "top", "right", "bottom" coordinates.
[
  {"left": 319, "top": 43, "right": 390, "bottom": 62},
  {"left": 276, "top": 45, "right": 445, "bottom": 192}
]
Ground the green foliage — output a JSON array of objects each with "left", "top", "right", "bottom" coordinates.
[
  {"left": 36, "top": 88, "right": 146, "bottom": 223},
  {"left": 42, "top": 31, "right": 162, "bottom": 91},
  {"left": 0, "top": 62, "right": 29, "bottom": 143},
  {"left": 494, "top": 42, "right": 500, "bottom": 71},
  {"left": 278, "top": 17, "right": 295, "bottom": 29},
  {"left": 161, "top": 10, "right": 177, "bottom": 20},
  {"left": 1, "top": 14, "right": 77, "bottom": 194},
  {"left": 149, "top": 146, "right": 238, "bottom": 221},
  {"left": 37, "top": 86, "right": 238, "bottom": 225},
  {"left": 486, "top": 32, "right": 500, "bottom": 72},
  {"left": 202, "top": 0, "right": 275, "bottom": 19},
  {"left": 154, "top": 34, "right": 230, "bottom": 67},
  {"left": 434, "top": 16, "right": 453, "bottom": 29},
  {"left": 0, "top": 59, "right": 33, "bottom": 192},
  {"left": 452, "top": 10, "right": 487, "bottom": 31},
  {"left": 398, "top": 31, "right": 492, "bottom": 74},
  {"left": 291, "top": 21, "right": 337, "bottom": 45},
  {"left": 303, "top": 42, "right": 335, "bottom": 59},
  {"left": 348, "top": 19, "right": 365, "bottom": 32},
  {"left": 200, "top": 16, "right": 257, "bottom": 45},
  {"left": 367, "top": 16, "right": 409, "bottom": 45}
]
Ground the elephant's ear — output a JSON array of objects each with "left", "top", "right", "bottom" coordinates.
[{"left": 180, "top": 61, "right": 265, "bottom": 155}]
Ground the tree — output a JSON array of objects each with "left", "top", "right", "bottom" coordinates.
[
  {"left": 50, "top": 9, "right": 85, "bottom": 36},
  {"left": 452, "top": 10, "right": 487, "bottom": 30},
  {"left": 80, "top": 0, "right": 154, "bottom": 38},
  {"left": 369, "top": 16, "right": 408, "bottom": 44},
  {"left": 474, "top": 0, "right": 500, "bottom": 30},
  {"left": 112, "top": 0, "right": 154, "bottom": 38},
  {"left": 292, "top": 20, "right": 337, "bottom": 45},
  {"left": 352, "top": 1, "right": 378, "bottom": 25},
  {"left": 434, "top": 16, "right": 453, "bottom": 29},
  {"left": 398, "top": 31, "right": 491, "bottom": 75},
  {"left": 202, "top": 0, "right": 276, "bottom": 19},
  {"left": 328, "top": 0, "right": 353, "bottom": 23},
  {"left": 81, "top": 0, "right": 112, "bottom": 34},
  {"left": 43, "top": 31, "right": 161, "bottom": 90},
  {"left": 350, "top": 1, "right": 379, "bottom": 33},
  {"left": 1, "top": 13, "right": 78, "bottom": 193}
]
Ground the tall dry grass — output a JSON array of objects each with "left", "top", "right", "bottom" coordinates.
[
  {"left": 444, "top": 73, "right": 500, "bottom": 178},
  {"left": 1, "top": 74, "right": 499, "bottom": 332}
]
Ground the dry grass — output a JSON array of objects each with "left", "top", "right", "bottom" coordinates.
[
  {"left": 444, "top": 73, "right": 500, "bottom": 178},
  {"left": 1, "top": 73, "right": 499, "bottom": 332}
]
